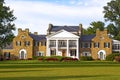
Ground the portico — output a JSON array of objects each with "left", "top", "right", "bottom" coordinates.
[{"left": 46, "top": 30, "right": 80, "bottom": 59}]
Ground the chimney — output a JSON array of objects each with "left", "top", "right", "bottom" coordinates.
[
  {"left": 25, "top": 28, "right": 29, "bottom": 33},
  {"left": 47, "top": 23, "right": 53, "bottom": 35},
  {"left": 96, "top": 28, "right": 100, "bottom": 35},
  {"left": 79, "top": 24, "right": 82, "bottom": 29},
  {"left": 79, "top": 24, "right": 82, "bottom": 35},
  {"left": 18, "top": 28, "right": 22, "bottom": 34},
  {"left": 104, "top": 28, "right": 108, "bottom": 35},
  {"left": 34, "top": 32, "right": 38, "bottom": 35}
]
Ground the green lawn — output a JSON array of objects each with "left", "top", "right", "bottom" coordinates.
[{"left": 0, "top": 60, "right": 120, "bottom": 80}]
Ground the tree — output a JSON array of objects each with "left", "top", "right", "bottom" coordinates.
[
  {"left": 103, "top": 0, "right": 120, "bottom": 40},
  {"left": 0, "top": 0, "right": 16, "bottom": 48},
  {"left": 106, "top": 23, "right": 117, "bottom": 37},
  {"left": 84, "top": 21, "right": 105, "bottom": 35}
]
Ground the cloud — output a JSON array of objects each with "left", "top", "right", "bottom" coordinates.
[{"left": 5, "top": 0, "right": 111, "bottom": 35}]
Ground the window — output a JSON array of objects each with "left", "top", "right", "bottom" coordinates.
[
  {"left": 41, "top": 41, "right": 46, "bottom": 46},
  {"left": 94, "top": 42, "right": 99, "bottom": 48},
  {"left": 36, "top": 51, "right": 44, "bottom": 56},
  {"left": 113, "top": 44, "right": 120, "bottom": 50},
  {"left": 82, "top": 52, "right": 90, "bottom": 56},
  {"left": 84, "top": 43, "right": 89, "bottom": 48},
  {"left": 4, "top": 52, "right": 10, "bottom": 60},
  {"left": 24, "top": 41, "right": 30, "bottom": 46},
  {"left": 16, "top": 41, "right": 21, "bottom": 46},
  {"left": 58, "top": 40, "right": 67, "bottom": 47},
  {"left": 35, "top": 42, "right": 39, "bottom": 46},
  {"left": 21, "top": 35, "right": 25, "bottom": 39},
  {"left": 81, "top": 42, "right": 91, "bottom": 48},
  {"left": 50, "top": 40, "right": 56, "bottom": 47},
  {"left": 70, "top": 50, "right": 76, "bottom": 56},
  {"left": 69, "top": 40, "right": 76, "bottom": 47},
  {"left": 104, "top": 42, "right": 110, "bottom": 48},
  {"left": 50, "top": 49, "right": 56, "bottom": 56}
]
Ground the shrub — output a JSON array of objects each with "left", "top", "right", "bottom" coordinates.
[
  {"left": 80, "top": 56, "right": 93, "bottom": 61},
  {"left": 60, "top": 57, "right": 78, "bottom": 62},
  {"left": 38, "top": 58, "right": 44, "bottom": 61},
  {"left": 106, "top": 53, "right": 120, "bottom": 61},
  {"left": 114, "top": 56, "right": 120, "bottom": 62},
  {"left": 33, "top": 56, "right": 45, "bottom": 60},
  {"left": 28, "top": 58, "right": 32, "bottom": 60},
  {"left": 0, "top": 58, "right": 3, "bottom": 61},
  {"left": 45, "top": 57, "right": 59, "bottom": 62}
]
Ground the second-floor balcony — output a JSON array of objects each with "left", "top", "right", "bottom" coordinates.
[
  {"left": 49, "top": 45, "right": 56, "bottom": 47},
  {"left": 69, "top": 45, "right": 76, "bottom": 47},
  {"left": 49, "top": 40, "right": 77, "bottom": 49}
]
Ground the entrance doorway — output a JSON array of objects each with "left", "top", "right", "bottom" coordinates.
[
  {"left": 62, "top": 50, "right": 66, "bottom": 57},
  {"left": 98, "top": 50, "right": 106, "bottom": 60},
  {"left": 19, "top": 49, "right": 27, "bottom": 59}
]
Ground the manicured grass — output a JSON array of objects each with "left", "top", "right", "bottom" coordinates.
[{"left": 0, "top": 60, "right": 120, "bottom": 80}]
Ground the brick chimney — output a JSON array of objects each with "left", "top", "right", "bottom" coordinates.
[
  {"left": 34, "top": 32, "right": 38, "bottom": 35},
  {"left": 25, "top": 28, "right": 29, "bottom": 33},
  {"left": 78, "top": 24, "right": 82, "bottom": 35},
  {"left": 18, "top": 28, "right": 22, "bottom": 34},
  {"left": 47, "top": 23, "right": 52, "bottom": 35}
]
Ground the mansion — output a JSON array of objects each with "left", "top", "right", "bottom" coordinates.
[{"left": 1, "top": 24, "right": 120, "bottom": 60}]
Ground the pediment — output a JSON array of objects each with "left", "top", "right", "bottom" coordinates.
[{"left": 47, "top": 30, "right": 79, "bottom": 38}]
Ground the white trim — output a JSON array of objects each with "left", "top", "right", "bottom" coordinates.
[
  {"left": 76, "top": 39, "right": 79, "bottom": 59},
  {"left": 97, "top": 50, "right": 106, "bottom": 60},
  {"left": 67, "top": 39, "right": 69, "bottom": 57},
  {"left": 19, "top": 49, "right": 27, "bottom": 59},
  {"left": 46, "top": 29, "right": 79, "bottom": 39},
  {"left": 56, "top": 39, "right": 58, "bottom": 56}
]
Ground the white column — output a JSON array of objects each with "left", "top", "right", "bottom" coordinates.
[
  {"left": 67, "top": 39, "right": 69, "bottom": 57},
  {"left": 46, "top": 39, "right": 50, "bottom": 56},
  {"left": 56, "top": 39, "right": 58, "bottom": 56},
  {"left": 76, "top": 39, "right": 79, "bottom": 59}
]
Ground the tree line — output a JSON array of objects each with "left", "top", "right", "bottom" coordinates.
[{"left": 83, "top": 0, "right": 120, "bottom": 40}]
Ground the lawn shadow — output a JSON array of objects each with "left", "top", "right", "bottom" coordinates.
[
  {"left": 0, "top": 69, "right": 49, "bottom": 73},
  {"left": 0, "top": 75, "right": 110, "bottom": 80}
]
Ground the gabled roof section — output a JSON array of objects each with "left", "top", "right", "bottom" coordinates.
[
  {"left": 3, "top": 43, "right": 13, "bottom": 49},
  {"left": 49, "top": 25, "right": 79, "bottom": 32},
  {"left": 47, "top": 29, "right": 79, "bottom": 38},
  {"left": 29, "top": 34, "right": 46, "bottom": 42},
  {"left": 80, "top": 34, "right": 95, "bottom": 41},
  {"left": 112, "top": 39, "right": 120, "bottom": 43}
]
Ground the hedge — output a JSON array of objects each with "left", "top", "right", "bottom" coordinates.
[
  {"left": 106, "top": 53, "right": 120, "bottom": 61},
  {"left": 80, "top": 56, "right": 93, "bottom": 61},
  {"left": 37, "top": 56, "right": 78, "bottom": 62}
]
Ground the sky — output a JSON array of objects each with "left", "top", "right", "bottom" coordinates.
[{"left": 5, "top": 0, "right": 111, "bottom": 35}]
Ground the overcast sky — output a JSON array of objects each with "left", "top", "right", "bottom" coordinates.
[{"left": 5, "top": 0, "right": 111, "bottom": 35}]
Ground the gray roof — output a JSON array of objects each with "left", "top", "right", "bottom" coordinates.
[
  {"left": 3, "top": 43, "right": 13, "bottom": 49},
  {"left": 29, "top": 34, "right": 46, "bottom": 42},
  {"left": 80, "top": 35, "right": 95, "bottom": 41},
  {"left": 50, "top": 26, "right": 79, "bottom": 32}
]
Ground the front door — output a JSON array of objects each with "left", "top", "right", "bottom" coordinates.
[
  {"left": 99, "top": 52, "right": 104, "bottom": 60},
  {"left": 62, "top": 50, "right": 66, "bottom": 57},
  {"left": 98, "top": 50, "right": 106, "bottom": 60},
  {"left": 20, "top": 51, "right": 25, "bottom": 59},
  {"left": 19, "top": 49, "right": 27, "bottom": 59}
]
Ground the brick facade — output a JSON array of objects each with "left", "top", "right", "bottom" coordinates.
[{"left": 1, "top": 24, "right": 114, "bottom": 60}]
